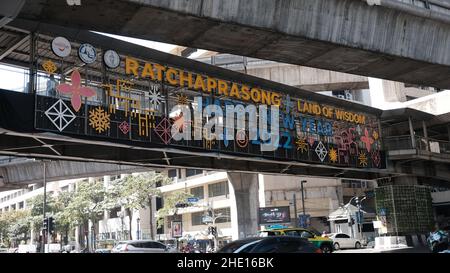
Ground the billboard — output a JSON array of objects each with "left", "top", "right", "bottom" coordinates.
[
  {"left": 171, "top": 221, "right": 182, "bottom": 238},
  {"left": 258, "top": 206, "right": 291, "bottom": 224}
]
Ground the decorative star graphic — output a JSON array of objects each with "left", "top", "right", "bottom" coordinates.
[
  {"left": 119, "top": 121, "right": 130, "bottom": 135},
  {"left": 44, "top": 99, "right": 76, "bottom": 132},
  {"left": 149, "top": 88, "right": 164, "bottom": 110},
  {"left": 329, "top": 147, "right": 338, "bottom": 163},
  {"left": 295, "top": 138, "right": 308, "bottom": 153},
  {"left": 373, "top": 130, "right": 379, "bottom": 140},
  {"left": 358, "top": 151, "right": 368, "bottom": 167},
  {"left": 176, "top": 94, "right": 189, "bottom": 105},
  {"left": 315, "top": 141, "right": 328, "bottom": 162},
  {"left": 360, "top": 128, "right": 375, "bottom": 152},
  {"left": 56, "top": 69, "right": 96, "bottom": 112},
  {"left": 89, "top": 107, "right": 110, "bottom": 133},
  {"left": 154, "top": 117, "right": 172, "bottom": 144}
]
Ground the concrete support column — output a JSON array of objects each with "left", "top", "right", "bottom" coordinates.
[
  {"left": 422, "top": 121, "right": 430, "bottom": 151},
  {"left": 408, "top": 116, "right": 416, "bottom": 149},
  {"left": 227, "top": 172, "right": 259, "bottom": 241},
  {"left": 447, "top": 124, "right": 450, "bottom": 143}
]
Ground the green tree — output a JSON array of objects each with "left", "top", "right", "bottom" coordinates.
[
  {"left": 63, "top": 181, "right": 106, "bottom": 248},
  {"left": 27, "top": 194, "right": 56, "bottom": 233},
  {"left": 54, "top": 191, "right": 75, "bottom": 244},
  {"left": 111, "top": 172, "right": 171, "bottom": 240},
  {"left": 156, "top": 190, "right": 193, "bottom": 230},
  {"left": 0, "top": 210, "right": 30, "bottom": 247}
]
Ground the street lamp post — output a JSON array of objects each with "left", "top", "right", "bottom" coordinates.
[
  {"left": 356, "top": 197, "right": 366, "bottom": 240},
  {"left": 300, "top": 180, "right": 307, "bottom": 216},
  {"left": 136, "top": 217, "right": 141, "bottom": 240}
]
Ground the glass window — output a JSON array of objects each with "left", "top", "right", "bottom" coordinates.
[
  {"left": 186, "top": 169, "right": 203, "bottom": 177},
  {"left": 214, "top": 208, "right": 231, "bottom": 223},
  {"left": 285, "top": 230, "right": 299, "bottom": 236},
  {"left": 300, "top": 231, "right": 314, "bottom": 239},
  {"left": 191, "top": 211, "right": 204, "bottom": 226},
  {"left": 190, "top": 186, "right": 204, "bottom": 200},
  {"left": 168, "top": 169, "right": 177, "bottom": 179},
  {"left": 208, "top": 182, "right": 228, "bottom": 198}
]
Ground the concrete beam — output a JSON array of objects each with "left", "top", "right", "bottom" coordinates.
[
  {"left": 17, "top": 0, "right": 450, "bottom": 88},
  {"left": 0, "top": 160, "right": 150, "bottom": 191}
]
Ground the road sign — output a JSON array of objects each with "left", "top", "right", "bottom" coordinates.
[
  {"left": 298, "top": 214, "right": 310, "bottom": 228},
  {"left": 202, "top": 215, "right": 213, "bottom": 224},
  {"left": 187, "top": 197, "right": 199, "bottom": 203}
]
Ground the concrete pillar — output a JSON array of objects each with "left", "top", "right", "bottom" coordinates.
[
  {"left": 447, "top": 124, "right": 450, "bottom": 142},
  {"left": 227, "top": 172, "right": 259, "bottom": 240},
  {"left": 422, "top": 121, "right": 430, "bottom": 151},
  {"left": 408, "top": 116, "right": 416, "bottom": 149}
]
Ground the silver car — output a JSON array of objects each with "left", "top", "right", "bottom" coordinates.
[{"left": 112, "top": 240, "right": 169, "bottom": 253}]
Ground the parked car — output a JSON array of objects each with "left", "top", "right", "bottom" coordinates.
[
  {"left": 218, "top": 236, "right": 322, "bottom": 253},
  {"left": 94, "top": 248, "right": 111, "bottom": 253},
  {"left": 259, "top": 228, "right": 334, "bottom": 253},
  {"left": 112, "top": 240, "right": 170, "bottom": 253},
  {"left": 327, "top": 233, "right": 362, "bottom": 250}
]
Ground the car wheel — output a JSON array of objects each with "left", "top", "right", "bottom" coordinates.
[
  {"left": 355, "top": 242, "right": 361, "bottom": 249},
  {"left": 333, "top": 243, "right": 340, "bottom": 251},
  {"left": 321, "top": 244, "right": 332, "bottom": 253}
]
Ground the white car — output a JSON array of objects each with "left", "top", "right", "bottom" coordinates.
[
  {"left": 328, "top": 233, "right": 362, "bottom": 250},
  {"left": 112, "top": 240, "right": 170, "bottom": 253}
]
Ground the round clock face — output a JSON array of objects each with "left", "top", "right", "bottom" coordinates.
[
  {"left": 103, "top": 49, "right": 120, "bottom": 69},
  {"left": 78, "top": 43, "right": 97, "bottom": 64},
  {"left": 51, "top": 37, "right": 71, "bottom": 58}
]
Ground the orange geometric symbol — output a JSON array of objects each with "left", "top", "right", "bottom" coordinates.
[
  {"left": 372, "top": 130, "right": 379, "bottom": 140},
  {"left": 295, "top": 138, "right": 308, "bottom": 153},
  {"left": 329, "top": 147, "right": 338, "bottom": 163},
  {"left": 236, "top": 130, "right": 248, "bottom": 148},
  {"left": 42, "top": 60, "right": 57, "bottom": 74},
  {"left": 176, "top": 94, "right": 189, "bottom": 105},
  {"left": 358, "top": 151, "right": 368, "bottom": 167},
  {"left": 89, "top": 107, "right": 110, "bottom": 133},
  {"left": 56, "top": 69, "right": 96, "bottom": 112}
]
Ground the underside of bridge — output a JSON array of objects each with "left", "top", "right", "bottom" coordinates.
[{"left": 14, "top": 0, "right": 450, "bottom": 89}]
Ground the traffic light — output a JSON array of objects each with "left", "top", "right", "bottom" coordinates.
[
  {"left": 48, "top": 217, "right": 55, "bottom": 234},
  {"left": 209, "top": 226, "right": 217, "bottom": 236},
  {"left": 43, "top": 218, "right": 48, "bottom": 230},
  {"left": 175, "top": 203, "right": 189, "bottom": 208}
]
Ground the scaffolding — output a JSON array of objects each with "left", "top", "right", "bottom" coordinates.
[{"left": 375, "top": 185, "right": 434, "bottom": 235}]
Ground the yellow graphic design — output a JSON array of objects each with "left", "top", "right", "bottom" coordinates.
[
  {"left": 358, "top": 151, "right": 368, "bottom": 167},
  {"left": 329, "top": 148, "right": 338, "bottom": 163},
  {"left": 373, "top": 130, "right": 379, "bottom": 140},
  {"left": 295, "top": 138, "right": 308, "bottom": 153},
  {"left": 89, "top": 107, "right": 110, "bottom": 133},
  {"left": 176, "top": 94, "right": 189, "bottom": 105},
  {"left": 42, "top": 60, "right": 57, "bottom": 74}
]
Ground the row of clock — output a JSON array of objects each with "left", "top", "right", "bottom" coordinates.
[{"left": 51, "top": 36, "right": 120, "bottom": 69}]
